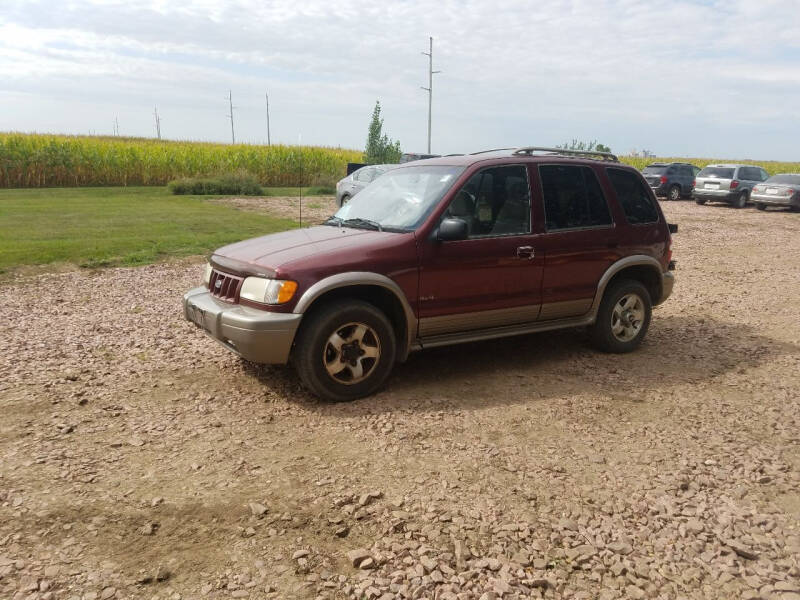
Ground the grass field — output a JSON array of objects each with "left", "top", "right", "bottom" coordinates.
[{"left": 0, "top": 186, "right": 299, "bottom": 273}]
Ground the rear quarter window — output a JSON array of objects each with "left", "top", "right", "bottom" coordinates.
[{"left": 606, "top": 168, "right": 660, "bottom": 225}]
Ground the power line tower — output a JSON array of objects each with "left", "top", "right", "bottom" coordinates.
[
  {"left": 113, "top": 116, "right": 120, "bottom": 136},
  {"left": 227, "top": 90, "right": 236, "bottom": 144},
  {"left": 420, "top": 36, "right": 441, "bottom": 154},
  {"left": 265, "top": 92, "right": 271, "bottom": 146},
  {"left": 153, "top": 107, "right": 161, "bottom": 140}
]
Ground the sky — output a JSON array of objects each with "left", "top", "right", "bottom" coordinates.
[{"left": 1, "top": 0, "right": 799, "bottom": 160}]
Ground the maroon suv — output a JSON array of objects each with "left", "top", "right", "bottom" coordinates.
[{"left": 183, "top": 147, "right": 675, "bottom": 401}]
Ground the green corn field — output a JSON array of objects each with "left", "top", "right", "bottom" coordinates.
[
  {"left": 0, "top": 133, "right": 362, "bottom": 188},
  {"left": 2, "top": 133, "right": 799, "bottom": 189}
]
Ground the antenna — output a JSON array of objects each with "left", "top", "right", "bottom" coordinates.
[
  {"left": 265, "top": 92, "right": 271, "bottom": 146},
  {"left": 153, "top": 107, "right": 161, "bottom": 140},
  {"left": 227, "top": 90, "right": 236, "bottom": 144},
  {"left": 420, "top": 36, "right": 441, "bottom": 154}
]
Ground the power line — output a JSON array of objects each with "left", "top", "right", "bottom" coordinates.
[
  {"left": 153, "top": 107, "right": 161, "bottom": 140},
  {"left": 420, "top": 36, "right": 441, "bottom": 154},
  {"left": 227, "top": 90, "right": 236, "bottom": 144},
  {"left": 265, "top": 92, "right": 271, "bottom": 146}
]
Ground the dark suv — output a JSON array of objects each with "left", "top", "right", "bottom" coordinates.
[
  {"left": 184, "top": 147, "right": 675, "bottom": 401},
  {"left": 642, "top": 162, "right": 699, "bottom": 201}
]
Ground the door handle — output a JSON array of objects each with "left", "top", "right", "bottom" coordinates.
[{"left": 516, "top": 246, "right": 535, "bottom": 259}]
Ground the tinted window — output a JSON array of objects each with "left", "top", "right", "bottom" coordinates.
[
  {"left": 642, "top": 165, "right": 668, "bottom": 175},
  {"left": 698, "top": 167, "right": 735, "bottom": 179},
  {"left": 680, "top": 165, "right": 693, "bottom": 176},
  {"left": 540, "top": 165, "right": 612, "bottom": 231},
  {"left": 607, "top": 168, "right": 660, "bottom": 225},
  {"left": 443, "top": 165, "right": 530, "bottom": 237},
  {"left": 759, "top": 169, "right": 769, "bottom": 181},
  {"left": 692, "top": 166, "right": 701, "bottom": 176},
  {"left": 739, "top": 167, "right": 757, "bottom": 181},
  {"left": 766, "top": 174, "right": 800, "bottom": 185}
]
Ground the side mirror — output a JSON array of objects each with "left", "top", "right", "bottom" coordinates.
[{"left": 437, "top": 218, "right": 469, "bottom": 241}]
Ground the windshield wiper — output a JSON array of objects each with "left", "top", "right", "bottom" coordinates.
[
  {"left": 323, "top": 216, "right": 343, "bottom": 227},
  {"left": 342, "top": 217, "right": 383, "bottom": 232}
]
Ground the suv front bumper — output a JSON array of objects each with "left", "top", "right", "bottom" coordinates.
[{"left": 183, "top": 287, "right": 302, "bottom": 364}]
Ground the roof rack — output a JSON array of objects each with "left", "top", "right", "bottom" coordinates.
[
  {"left": 470, "top": 147, "right": 516, "bottom": 155},
  {"left": 512, "top": 146, "right": 619, "bottom": 162}
]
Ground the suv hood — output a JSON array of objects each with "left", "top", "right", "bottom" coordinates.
[{"left": 212, "top": 225, "right": 397, "bottom": 273}]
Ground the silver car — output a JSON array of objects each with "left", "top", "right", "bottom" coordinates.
[
  {"left": 335, "top": 164, "right": 397, "bottom": 207},
  {"left": 693, "top": 164, "right": 769, "bottom": 208},
  {"left": 751, "top": 173, "right": 800, "bottom": 212}
]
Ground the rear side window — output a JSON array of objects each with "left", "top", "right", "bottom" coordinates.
[
  {"left": 698, "top": 167, "right": 735, "bottom": 179},
  {"left": 606, "top": 168, "right": 660, "bottom": 225},
  {"left": 539, "top": 165, "right": 612, "bottom": 231}
]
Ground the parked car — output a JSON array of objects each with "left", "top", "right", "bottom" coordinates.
[
  {"left": 751, "top": 174, "right": 800, "bottom": 211},
  {"left": 335, "top": 164, "right": 397, "bottom": 206},
  {"left": 641, "top": 162, "right": 699, "bottom": 200},
  {"left": 400, "top": 152, "right": 440, "bottom": 163},
  {"left": 184, "top": 146, "right": 675, "bottom": 401},
  {"left": 693, "top": 164, "right": 769, "bottom": 208}
]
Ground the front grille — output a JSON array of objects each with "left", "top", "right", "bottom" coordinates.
[{"left": 208, "top": 269, "right": 243, "bottom": 303}]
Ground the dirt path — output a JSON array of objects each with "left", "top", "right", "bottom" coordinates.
[{"left": 1, "top": 201, "right": 799, "bottom": 600}]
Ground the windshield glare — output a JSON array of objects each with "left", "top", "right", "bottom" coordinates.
[{"left": 333, "top": 165, "right": 464, "bottom": 230}]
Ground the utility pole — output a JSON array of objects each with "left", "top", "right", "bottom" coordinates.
[
  {"left": 227, "top": 90, "right": 236, "bottom": 144},
  {"left": 153, "top": 107, "right": 161, "bottom": 139},
  {"left": 265, "top": 92, "right": 271, "bottom": 146},
  {"left": 420, "top": 36, "right": 441, "bottom": 154}
]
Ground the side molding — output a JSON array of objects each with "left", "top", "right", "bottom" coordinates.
[
  {"left": 293, "top": 272, "right": 418, "bottom": 359},
  {"left": 589, "top": 255, "right": 664, "bottom": 317}
]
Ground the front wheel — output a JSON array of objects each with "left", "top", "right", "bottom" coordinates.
[
  {"left": 589, "top": 280, "right": 652, "bottom": 353},
  {"left": 338, "top": 194, "right": 350, "bottom": 207},
  {"left": 293, "top": 300, "right": 396, "bottom": 401}
]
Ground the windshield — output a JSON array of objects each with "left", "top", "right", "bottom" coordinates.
[
  {"left": 330, "top": 165, "right": 464, "bottom": 231},
  {"left": 642, "top": 165, "right": 668, "bottom": 175},
  {"left": 766, "top": 174, "right": 800, "bottom": 185},
  {"left": 698, "top": 167, "right": 735, "bottom": 179}
]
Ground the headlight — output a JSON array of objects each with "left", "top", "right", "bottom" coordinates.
[
  {"left": 202, "top": 263, "right": 212, "bottom": 287},
  {"left": 240, "top": 277, "right": 298, "bottom": 305}
]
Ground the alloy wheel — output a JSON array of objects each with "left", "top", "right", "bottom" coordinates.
[
  {"left": 611, "top": 293, "right": 645, "bottom": 342},
  {"left": 323, "top": 322, "right": 381, "bottom": 385}
]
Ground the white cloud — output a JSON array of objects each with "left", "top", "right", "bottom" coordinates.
[{"left": 1, "top": 0, "right": 798, "bottom": 159}]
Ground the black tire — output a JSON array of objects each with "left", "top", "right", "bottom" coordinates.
[
  {"left": 756, "top": 203, "right": 767, "bottom": 211},
  {"left": 293, "top": 299, "right": 396, "bottom": 401},
  {"left": 695, "top": 196, "right": 707, "bottom": 205},
  {"left": 734, "top": 191, "right": 748, "bottom": 208},
  {"left": 338, "top": 194, "right": 350, "bottom": 207},
  {"left": 589, "top": 279, "right": 652, "bottom": 353},
  {"left": 668, "top": 185, "right": 681, "bottom": 201}
]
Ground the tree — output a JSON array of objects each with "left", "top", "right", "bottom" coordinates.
[
  {"left": 363, "top": 101, "right": 402, "bottom": 164},
  {"left": 557, "top": 139, "right": 612, "bottom": 153}
]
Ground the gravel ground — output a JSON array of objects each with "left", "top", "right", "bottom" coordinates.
[{"left": 1, "top": 201, "right": 799, "bottom": 600}]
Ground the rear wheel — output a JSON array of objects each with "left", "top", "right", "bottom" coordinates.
[
  {"left": 668, "top": 185, "right": 681, "bottom": 201},
  {"left": 756, "top": 203, "right": 767, "bottom": 211},
  {"left": 589, "top": 279, "right": 652, "bottom": 353},
  {"left": 338, "top": 194, "right": 351, "bottom": 207},
  {"left": 293, "top": 300, "right": 396, "bottom": 401},
  {"left": 734, "top": 191, "right": 748, "bottom": 208},
  {"left": 695, "top": 196, "right": 707, "bottom": 205}
]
